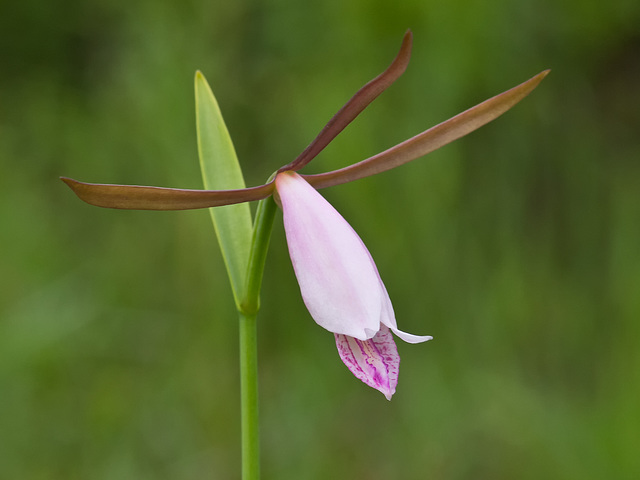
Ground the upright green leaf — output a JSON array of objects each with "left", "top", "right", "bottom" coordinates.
[{"left": 195, "top": 71, "right": 253, "bottom": 306}]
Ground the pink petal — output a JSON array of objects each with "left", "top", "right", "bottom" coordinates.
[
  {"left": 335, "top": 325, "right": 399, "bottom": 400},
  {"left": 276, "top": 171, "right": 384, "bottom": 340}
]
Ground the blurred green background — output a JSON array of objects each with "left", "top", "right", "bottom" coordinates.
[{"left": 1, "top": 0, "right": 639, "bottom": 478}]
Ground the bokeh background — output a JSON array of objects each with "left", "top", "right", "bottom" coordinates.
[{"left": 1, "top": 0, "right": 639, "bottom": 478}]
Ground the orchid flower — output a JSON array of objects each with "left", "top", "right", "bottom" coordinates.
[
  {"left": 62, "top": 31, "right": 548, "bottom": 398},
  {"left": 276, "top": 170, "right": 432, "bottom": 399}
]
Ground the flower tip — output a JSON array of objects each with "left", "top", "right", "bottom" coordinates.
[
  {"left": 60, "top": 176, "right": 108, "bottom": 208},
  {"left": 528, "top": 69, "right": 551, "bottom": 89},
  {"left": 60, "top": 176, "right": 81, "bottom": 193},
  {"left": 378, "top": 374, "right": 397, "bottom": 400}
]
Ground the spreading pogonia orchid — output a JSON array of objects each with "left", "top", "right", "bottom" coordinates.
[{"left": 62, "top": 31, "right": 548, "bottom": 398}]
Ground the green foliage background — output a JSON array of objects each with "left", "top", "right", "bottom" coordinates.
[{"left": 1, "top": 1, "right": 639, "bottom": 478}]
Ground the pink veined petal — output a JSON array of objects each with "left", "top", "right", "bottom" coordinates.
[
  {"left": 335, "top": 325, "right": 399, "bottom": 400},
  {"left": 276, "top": 171, "right": 384, "bottom": 340}
]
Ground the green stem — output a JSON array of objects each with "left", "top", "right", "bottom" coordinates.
[
  {"left": 241, "top": 196, "right": 278, "bottom": 316},
  {"left": 238, "top": 310, "right": 259, "bottom": 480},
  {"left": 238, "top": 195, "right": 277, "bottom": 480}
]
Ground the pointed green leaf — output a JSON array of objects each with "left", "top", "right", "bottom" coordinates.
[{"left": 196, "top": 71, "right": 253, "bottom": 306}]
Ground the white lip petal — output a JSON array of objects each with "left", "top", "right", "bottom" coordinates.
[{"left": 276, "top": 171, "right": 383, "bottom": 340}]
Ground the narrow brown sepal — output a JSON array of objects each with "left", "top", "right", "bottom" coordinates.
[
  {"left": 60, "top": 177, "right": 275, "bottom": 210},
  {"left": 279, "top": 30, "right": 414, "bottom": 173}
]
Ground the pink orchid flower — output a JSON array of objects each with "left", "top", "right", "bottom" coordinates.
[
  {"left": 276, "top": 171, "right": 432, "bottom": 399},
  {"left": 62, "top": 31, "right": 548, "bottom": 398}
]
